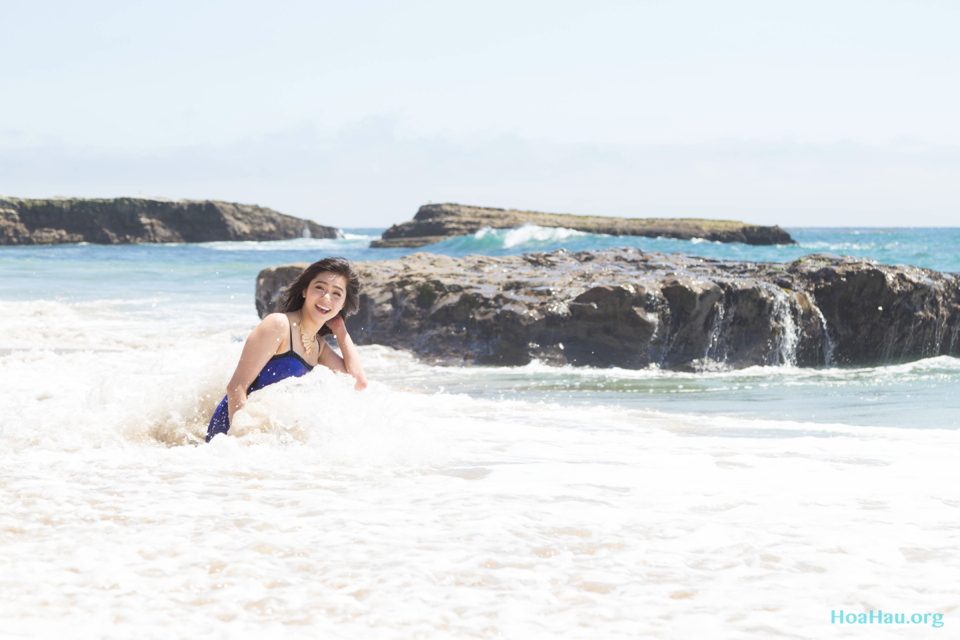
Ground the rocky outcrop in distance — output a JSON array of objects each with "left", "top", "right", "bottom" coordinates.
[
  {"left": 0, "top": 197, "right": 341, "bottom": 245},
  {"left": 370, "top": 203, "right": 795, "bottom": 248},
  {"left": 255, "top": 250, "right": 960, "bottom": 371}
]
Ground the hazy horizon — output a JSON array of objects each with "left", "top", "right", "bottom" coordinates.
[{"left": 2, "top": 0, "right": 958, "bottom": 228}]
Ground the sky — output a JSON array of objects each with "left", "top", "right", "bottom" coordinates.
[{"left": 1, "top": 0, "right": 959, "bottom": 228}]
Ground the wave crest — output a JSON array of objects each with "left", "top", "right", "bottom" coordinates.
[{"left": 427, "top": 224, "right": 593, "bottom": 254}]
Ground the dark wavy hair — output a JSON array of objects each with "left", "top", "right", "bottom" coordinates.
[{"left": 277, "top": 257, "right": 361, "bottom": 337}]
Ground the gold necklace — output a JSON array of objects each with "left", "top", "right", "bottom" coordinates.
[{"left": 298, "top": 310, "right": 317, "bottom": 355}]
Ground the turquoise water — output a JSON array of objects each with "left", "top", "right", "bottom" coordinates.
[
  {"left": 4, "top": 226, "right": 957, "bottom": 305},
  {"left": 1, "top": 226, "right": 958, "bottom": 429}
]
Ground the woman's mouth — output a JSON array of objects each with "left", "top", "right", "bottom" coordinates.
[{"left": 316, "top": 304, "right": 331, "bottom": 314}]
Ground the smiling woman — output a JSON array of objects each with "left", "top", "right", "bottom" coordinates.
[{"left": 206, "top": 257, "right": 366, "bottom": 442}]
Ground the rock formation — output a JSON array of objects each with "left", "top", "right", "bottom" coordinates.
[
  {"left": 370, "top": 203, "right": 795, "bottom": 248},
  {"left": 256, "top": 250, "right": 960, "bottom": 371},
  {"left": 0, "top": 197, "right": 340, "bottom": 245}
]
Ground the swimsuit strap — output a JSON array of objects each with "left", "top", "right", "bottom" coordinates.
[{"left": 289, "top": 315, "right": 294, "bottom": 351}]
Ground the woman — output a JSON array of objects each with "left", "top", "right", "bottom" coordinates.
[{"left": 206, "top": 257, "right": 367, "bottom": 442}]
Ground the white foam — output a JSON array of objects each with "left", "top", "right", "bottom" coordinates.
[
  {"left": 473, "top": 224, "right": 591, "bottom": 248},
  {"left": 1, "top": 302, "right": 957, "bottom": 637}
]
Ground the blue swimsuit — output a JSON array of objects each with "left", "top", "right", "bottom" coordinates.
[{"left": 206, "top": 322, "right": 319, "bottom": 442}]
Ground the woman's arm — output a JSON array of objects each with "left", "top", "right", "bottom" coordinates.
[
  {"left": 226, "top": 313, "right": 288, "bottom": 423},
  {"left": 319, "top": 316, "right": 368, "bottom": 390}
]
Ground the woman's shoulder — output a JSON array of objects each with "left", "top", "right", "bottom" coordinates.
[
  {"left": 262, "top": 311, "right": 292, "bottom": 326},
  {"left": 254, "top": 312, "right": 292, "bottom": 336},
  {"left": 249, "top": 312, "right": 292, "bottom": 354}
]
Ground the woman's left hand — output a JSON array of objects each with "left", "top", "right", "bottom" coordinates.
[
  {"left": 325, "top": 314, "right": 347, "bottom": 336},
  {"left": 319, "top": 314, "right": 367, "bottom": 390}
]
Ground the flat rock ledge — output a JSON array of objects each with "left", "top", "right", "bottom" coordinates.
[
  {"left": 256, "top": 250, "right": 960, "bottom": 371},
  {"left": 0, "top": 197, "right": 340, "bottom": 245},
  {"left": 370, "top": 203, "right": 795, "bottom": 248}
]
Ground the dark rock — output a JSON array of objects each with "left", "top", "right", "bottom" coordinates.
[
  {"left": 255, "top": 249, "right": 960, "bottom": 370},
  {"left": 0, "top": 197, "right": 340, "bottom": 245},
  {"left": 255, "top": 263, "right": 312, "bottom": 319},
  {"left": 370, "top": 203, "right": 795, "bottom": 248}
]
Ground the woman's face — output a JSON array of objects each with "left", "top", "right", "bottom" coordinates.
[{"left": 302, "top": 272, "right": 348, "bottom": 324}]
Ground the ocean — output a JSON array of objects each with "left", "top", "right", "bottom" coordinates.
[{"left": 1, "top": 226, "right": 957, "bottom": 638}]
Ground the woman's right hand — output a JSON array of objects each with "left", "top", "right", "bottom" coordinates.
[{"left": 227, "top": 386, "right": 248, "bottom": 424}]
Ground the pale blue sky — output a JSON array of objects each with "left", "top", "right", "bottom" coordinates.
[{"left": 2, "top": 0, "right": 958, "bottom": 227}]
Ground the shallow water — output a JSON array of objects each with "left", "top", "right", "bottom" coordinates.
[{"left": 1, "top": 228, "right": 957, "bottom": 637}]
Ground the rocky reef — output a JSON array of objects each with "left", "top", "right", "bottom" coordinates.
[
  {"left": 256, "top": 250, "right": 960, "bottom": 371},
  {"left": 371, "top": 203, "right": 795, "bottom": 248},
  {"left": 0, "top": 197, "right": 340, "bottom": 245}
]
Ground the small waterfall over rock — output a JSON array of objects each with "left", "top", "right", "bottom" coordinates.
[
  {"left": 768, "top": 286, "right": 800, "bottom": 366},
  {"left": 809, "top": 298, "right": 835, "bottom": 366},
  {"left": 704, "top": 301, "right": 726, "bottom": 363}
]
